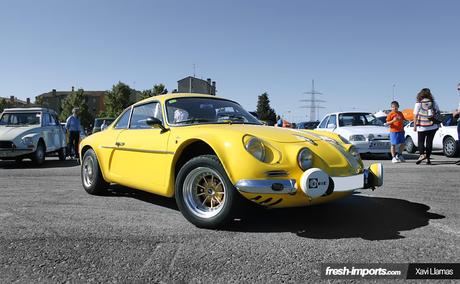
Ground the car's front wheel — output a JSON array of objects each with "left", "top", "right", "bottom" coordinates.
[
  {"left": 405, "top": 136, "right": 416, "bottom": 153},
  {"left": 175, "top": 155, "right": 241, "bottom": 228},
  {"left": 443, "top": 136, "right": 458, "bottom": 158},
  {"left": 32, "top": 141, "right": 46, "bottom": 166},
  {"left": 81, "top": 149, "right": 109, "bottom": 195}
]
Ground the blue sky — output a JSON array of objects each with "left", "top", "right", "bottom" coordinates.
[{"left": 1, "top": 0, "right": 459, "bottom": 122}]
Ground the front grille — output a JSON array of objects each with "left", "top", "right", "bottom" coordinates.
[
  {"left": 265, "top": 170, "right": 289, "bottom": 177},
  {"left": 0, "top": 141, "right": 13, "bottom": 149}
]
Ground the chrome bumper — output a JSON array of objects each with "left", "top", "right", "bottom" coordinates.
[
  {"left": 235, "top": 163, "right": 383, "bottom": 198},
  {"left": 0, "top": 148, "right": 33, "bottom": 158},
  {"left": 235, "top": 179, "right": 297, "bottom": 194}
]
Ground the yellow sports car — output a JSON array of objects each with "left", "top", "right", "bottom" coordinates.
[{"left": 79, "top": 94, "right": 383, "bottom": 228}]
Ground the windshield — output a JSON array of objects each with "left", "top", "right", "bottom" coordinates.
[
  {"left": 0, "top": 112, "right": 41, "bottom": 126},
  {"left": 166, "top": 97, "right": 261, "bottom": 125},
  {"left": 338, "top": 113, "right": 384, "bottom": 126}
]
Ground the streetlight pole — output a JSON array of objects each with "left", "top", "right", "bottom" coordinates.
[{"left": 392, "top": 84, "right": 396, "bottom": 101}]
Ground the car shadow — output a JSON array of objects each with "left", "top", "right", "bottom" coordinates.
[
  {"left": 0, "top": 159, "right": 80, "bottom": 169},
  {"left": 227, "top": 195, "right": 445, "bottom": 241},
  {"left": 104, "top": 185, "right": 179, "bottom": 211},
  {"left": 100, "top": 185, "right": 444, "bottom": 240}
]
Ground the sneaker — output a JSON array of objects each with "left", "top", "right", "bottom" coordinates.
[
  {"left": 416, "top": 154, "right": 426, "bottom": 165},
  {"left": 392, "top": 157, "right": 400, "bottom": 163},
  {"left": 397, "top": 154, "right": 406, "bottom": 162}
]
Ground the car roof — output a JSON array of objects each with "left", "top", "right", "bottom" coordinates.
[
  {"left": 3, "top": 107, "right": 56, "bottom": 114},
  {"left": 132, "top": 93, "right": 237, "bottom": 107}
]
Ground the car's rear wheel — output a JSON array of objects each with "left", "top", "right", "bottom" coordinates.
[
  {"left": 32, "top": 141, "right": 46, "bottom": 166},
  {"left": 58, "top": 147, "right": 66, "bottom": 161},
  {"left": 405, "top": 136, "right": 416, "bottom": 153},
  {"left": 443, "top": 136, "right": 458, "bottom": 158},
  {"left": 175, "top": 155, "right": 241, "bottom": 228},
  {"left": 81, "top": 149, "right": 109, "bottom": 195}
]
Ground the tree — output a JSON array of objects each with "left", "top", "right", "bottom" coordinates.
[
  {"left": 256, "top": 92, "right": 277, "bottom": 126},
  {"left": 102, "top": 81, "right": 133, "bottom": 117},
  {"left": 59, "top": 88, "right": 93, "bottom": 129},
  {"left": 0, "top": 98, "right": 9, "bottom": 112},
  {"left": 139, "top": 83, "right": 168, "bottom": 100},
  {"left": 35, "top": 96, "right": 44, "bottom": 106}
]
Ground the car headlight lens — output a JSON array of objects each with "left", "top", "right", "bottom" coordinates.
[
  {"left": 298, "top": 148, "right": 313, "bottom": 170},
  {"left": 349, "top": 135, "right": 366, "bottom": 142},
  {"left": 21, "top": 137, "right": 34, "bottom": 145},
  {"left": 244, "top": 136, "right": 266, "bottom": 162},
  {"left": 349, "top": 146, "right": 360, "bottom": 158}
]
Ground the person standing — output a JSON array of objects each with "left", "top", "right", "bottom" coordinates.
[
  {"left": 386, "top": 101, "right": 406, "bottom": 163},
  {"left": 66, "top": 108, "right": 81, "bottom": 159},
  {"left": 453, "top": 83, "right": 460, "bottom": 165},
  {"left": 275, "top": 115, "right": 283, "bottom": 127},
  {"left": 413, "top": 88, "right": 439, "bottom": 165},
  {"left": 100, "top": 120, "right": 108, "bottom": 131}
]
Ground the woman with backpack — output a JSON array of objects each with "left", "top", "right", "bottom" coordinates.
[{"left": 413, "top": 88, "right": 440, "bottom": 165}]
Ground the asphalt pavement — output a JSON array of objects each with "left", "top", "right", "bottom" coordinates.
[{"left": 1, "top": 153, "right": 459, "bottom": 283}]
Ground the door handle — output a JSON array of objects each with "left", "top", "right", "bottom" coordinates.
[{"left": 115, "top": 142, "right": 125, "bottom": 147}]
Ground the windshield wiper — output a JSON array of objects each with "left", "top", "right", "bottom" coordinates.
[
  {"left": 218, "top": 114, "right": 246, "bottom": 123},
  {"left": 175, "top": 118, "right": 214, "bottom": 124}
]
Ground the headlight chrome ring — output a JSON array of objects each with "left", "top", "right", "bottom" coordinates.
[{"left": 298, "top": 148, "right": 313, "bottom": 171}]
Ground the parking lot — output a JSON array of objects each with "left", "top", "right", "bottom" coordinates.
[{"left": 1, "top": 154, "right": 459, "bottom": 282}]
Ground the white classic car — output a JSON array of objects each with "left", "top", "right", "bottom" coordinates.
[
  {"left": 404, "top": 113, "right": 459, "bottom": 157},
  {"left": 316, "top": 112, "right": 391, "bottom": 155},
  {"left": 0, "top": 108, "right": 67, "bottom": 165}
]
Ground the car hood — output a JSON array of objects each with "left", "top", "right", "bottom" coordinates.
[
  {"left": 0, "top": 126, "right": 37, "bottom": 140},
  {"left": 187, "top": 124, "right": 321, "bottom": 143},
  {"left": 338, "top": 126, "right": 389, "bottom": 137}
]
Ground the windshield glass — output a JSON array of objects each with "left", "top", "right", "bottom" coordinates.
[
  {"left": 338, "top": 113, "right": 384, "bottom": 126},
  {"left": 0, "top": 112, "right": 41, "bottom": 126},
  {"left": 166, "top": 97, "right": 261, "bottom": 125}
]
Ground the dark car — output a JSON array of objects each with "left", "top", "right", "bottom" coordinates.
[
  {"left": 296, "top": 121, "right": 320, "bottom": 129},
  {"left": 92, "top": 118, "right": 115, "bottom": 134}
]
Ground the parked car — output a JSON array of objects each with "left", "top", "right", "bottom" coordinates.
[
  {"left": 404, "top": 113, "right": 459, "bottom": 157},
  {"left": 79, "top": 94, "right": 383, "bottom": 228},
  {"left": 0, "top": 108, "right": 67, "bottom": 165},
  {"left": 92, "top": 118, "right": 115, "bottom": 134},
  {"left": 316, "top": 112, "right": 391, "bottom": 156},
  {"left": 296, "top": 121, "right": 320, "bottom": 130}
]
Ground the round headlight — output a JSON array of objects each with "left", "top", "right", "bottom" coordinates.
[
  {"left": 244, "top": 136, "right": 266, "bottom": 162},
  {"left": 21, "top": 137, "right": 34, "bottom": 145},
  {"left": 298, "top": 148, "right": 313, "bottom": 170}
]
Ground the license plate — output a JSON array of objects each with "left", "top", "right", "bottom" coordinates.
[{"left": 370, "top": 141, "right": 389, "bottom": 148}]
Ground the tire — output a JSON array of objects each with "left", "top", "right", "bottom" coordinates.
[
  {"left": 58, "top": 147, "right": 66, "bottom": 161},
  {"left": 443, "top": 136, "right": 458, "bottom": 158},
  {"left": 175, "top": 155, "right": 241, "bottom": 228},
  {"left": 81, "top": 148, "right": 109, "bottom": 195},
  {"left": 405, "top": 136, "right": 416, "bottom": 153},
  {"left": 32, "top": 141, "right": 46, "bottom": 166}
]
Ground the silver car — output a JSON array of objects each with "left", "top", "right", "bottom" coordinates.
[{"left": 0, "top": 108, "right": 67, "bottom": 165}]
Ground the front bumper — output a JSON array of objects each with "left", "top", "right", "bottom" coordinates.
[
  {"left": 235, "top": 163, "right": 383, "bottom": 199},
  {"left": 0, "top": 148, "right": 34, "bottom": 158},
  {"left": 352, "top": 141, "right": 391, "bottom": 154}
]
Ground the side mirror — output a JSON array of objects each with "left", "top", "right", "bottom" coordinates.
[{"left": 146, "top": 117, "right": 168, "bottom": 133}]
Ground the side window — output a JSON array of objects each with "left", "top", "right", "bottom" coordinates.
[
  {"left": 114, "top": 108, "right": 131, "bottom": 129},
  {"left": 319, "top": 116, "right": 329, "bottom": 128},
  {"left": 48, "top": 114, "right": 57, "bottom": 126},
  {"left": 130, "top": 102, "right": 162, "bottom": 129},
  {"left": 42, "top": 113, "right": 50, "bottom": 126},
  {"left": 327, "top": 115, "right": 337, "bottom": 127}
]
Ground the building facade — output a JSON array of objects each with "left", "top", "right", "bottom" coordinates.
[{"left": 177, "top": 76, "right": 216, "bottom": 95}]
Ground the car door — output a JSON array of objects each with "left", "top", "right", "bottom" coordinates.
[
  {"left": 109, "top": 102, "right": 171, "bottom": 192},
  {"left": 41, "top": 112, "right": 57, "bottom": 152},
  {"left": 433, "top": 124, "right": 444, "bottom": 150}
]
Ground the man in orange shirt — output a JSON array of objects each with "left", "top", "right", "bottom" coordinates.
[{"left": 386, "top": 101, "right": 406, "bottom": 163}]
